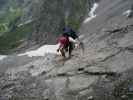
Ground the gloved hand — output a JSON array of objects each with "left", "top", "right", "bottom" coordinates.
[{"left": 75, "top": 42, "right": 80, "bottom": 48}]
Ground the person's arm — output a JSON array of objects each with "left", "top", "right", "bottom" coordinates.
[
  {"left": 57, "top": 43, "right": 62, "bottom": 52},
  {"left": 69, "top": 37, "right": 77, "bottom": 43}
]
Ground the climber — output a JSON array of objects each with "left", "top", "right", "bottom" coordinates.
[
  {"left": 62, "top": 26, "right": 84, "bottom": 51},
  {"left": 57, "top": 33, "right": 72, "bottom": 59}
]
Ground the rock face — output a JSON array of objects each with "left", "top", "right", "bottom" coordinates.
[
  {"left": 30, "top": 0, "right": 92, "bottom": 44},
  {"left": 1, "top": 0, "right": 133, "bottom": 100}
]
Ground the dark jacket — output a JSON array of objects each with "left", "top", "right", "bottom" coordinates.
[{"left": 63, "top": 27, "right": 78, "bottom": 39}]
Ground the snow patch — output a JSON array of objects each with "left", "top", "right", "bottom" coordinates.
[
  {"left": 89, "top": 3, "right": 99, "bottom": 17},
  {"left": 0, "top": 55, "right": 7, "bottom": 61},
  {"left": 84, "top": 3, "right": 99, "bottom": 23},
  {"left": 18, "top": 44, "right": 60, "bottom": 57},
  {"left": 123, "top": 10, "right": 132, "bottom": 16},
  {"left": 83, "top": 15, "right": 96, "bottom": 23}
]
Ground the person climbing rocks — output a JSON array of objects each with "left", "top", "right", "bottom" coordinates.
[
  {"left": 57, "top": 33, "right": 72, "bottom": 59},
  {"left": 62, "top": 26, "right": 84, "bottom": 52}
]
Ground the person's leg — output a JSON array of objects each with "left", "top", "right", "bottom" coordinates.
[
  {"left": 60, "top": 48, "right": 66, "bottom": 59},
  {"left": 68, "top": 42, "right": 73, "bottom": 58}
]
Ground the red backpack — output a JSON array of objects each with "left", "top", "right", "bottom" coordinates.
[{"left": 58, "top": 36, "right": 69, "bottom": 47}]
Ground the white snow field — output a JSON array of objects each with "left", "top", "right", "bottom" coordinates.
[
  {"left": 18, "top": 44, "right": 60, "bottom": 57},
  {"left": 0, "top": 55, "right": 7, "bottom": 61}
]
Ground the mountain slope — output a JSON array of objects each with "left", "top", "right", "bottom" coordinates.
[
  {"left": 81, "top": 0, "right": 133, "bottom": 34},
  {"left": 0, "top": 0, "right": 133, "bottom": 100}
]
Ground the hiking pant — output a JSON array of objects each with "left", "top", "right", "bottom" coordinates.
[
  {"left": 60, "top": 42, "right": 74, "bottom": 58},
  {"left": 68, "top": 42, "right": 74, "bottom": 57}
]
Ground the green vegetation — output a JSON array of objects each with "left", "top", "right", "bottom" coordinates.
[
  {"left": 0, "top": 0, "right": 24, "bottom": 33},
  {"left": 65, "top": 0, "right": 87, "bottom": 30},
  {"left": 0, "top": 7, "right": 23, "bottom": 33},
  {"left": 0, "top": 22, "right": 33, "bottom": 54},
  {"left": 0, "top": 0, "right": 32, "bottom": 54},
  {"left": 66, "top": 18, "right": 81, "bottom": 30},
  {"left": 0, "top": 23, "right": 8, "bottom": 33}
]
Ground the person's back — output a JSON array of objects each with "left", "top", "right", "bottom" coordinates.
[
  {"left": 57, "top": 34, "right": 70, "bottom": 59},
  {"left": 57, "top": 35, "right": 69, "bottom": 48},
  {"left": 63, "top": 27, "right": 78, "bottom": 40}
]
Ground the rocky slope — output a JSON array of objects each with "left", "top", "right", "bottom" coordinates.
[{"left": 0, "top": 0, "right": 133, "bottom": 100}]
